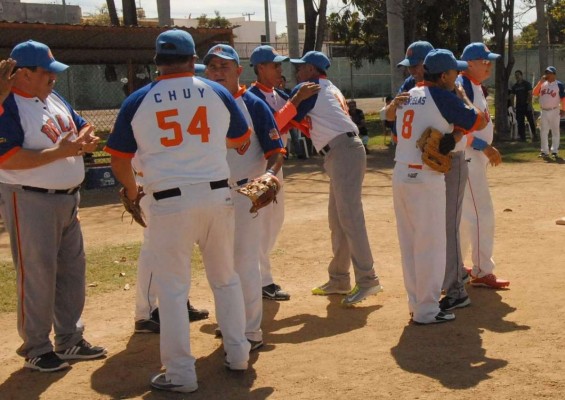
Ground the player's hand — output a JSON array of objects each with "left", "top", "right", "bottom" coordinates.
[
  {"left": 392, "top": 92, "right": 410, "bottom": 108},
  {"left": 454, "top": 83, "right": 468, "bottom": 100},
  {"left": 293, "top": 82, "right": 321, "bottom": 103},
  {"left": 0, "top": 58, "right": 18, "bottom": 99},
  {"left": 56, "top": 131, "right": 86, "bottom": 158},
  {"left": 77, "top": 125, "right": 100, "bottom": 153},
  {"left": 483, "top": 145, "right": 502, "bottom": 166}
]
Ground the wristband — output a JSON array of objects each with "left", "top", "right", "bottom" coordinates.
[
  {"left": 472, "top": 137, "right": 488, "bottom": 151},
  {"left": 266, "top": 169, "right": 275, "bottom": 175}
]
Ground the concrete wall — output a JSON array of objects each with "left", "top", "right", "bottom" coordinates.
[{"left": 0, "top": 1, "right": 81, "bottom": 24}]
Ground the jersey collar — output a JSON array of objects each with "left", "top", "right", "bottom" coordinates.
[
  {"left": 11, "top": 87, "right": 35, "bottom": 98},
  {"left": 156, "top": 72, "right": 195, "bottom": 81},
  {"left": 252, "top": 81, "right": 273, "bottom": 93},
  {"left": 234, "top": 85, "right": 247, "bottom": 99}
]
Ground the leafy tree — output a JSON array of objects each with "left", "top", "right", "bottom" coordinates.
[
  {"left": 84, "top": 4, "right": 111, "bottom": 25},
  {"left": 197, "top": 11, "right": 232, "bottom": 29}
]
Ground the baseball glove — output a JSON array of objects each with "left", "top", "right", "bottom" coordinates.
[
  {"left": 119, "top": 186, "right": 147, "bottom": 227},
  {"left": 416, "top": 127, "right": 452, "bottom": 173},
  {"left": 236, "top": 173, "right": 281, "bottom": 214}
]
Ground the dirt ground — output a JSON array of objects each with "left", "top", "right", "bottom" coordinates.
[{"left": 0, "top": 148, "right": 564, "bottom": 400}]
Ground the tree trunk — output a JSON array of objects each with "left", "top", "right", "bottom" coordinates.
[
  {"left": 314, "top": 0, "right": 327, "bottom": 51},
  {"left": 122, "top": 0, "right": 138, "bottom": 26},
  {"left": 156, "top": 0, "right": 172, "bottom": 27},
  {"left": 303, "top": 0, "right": 318, "bottom": 54},
  {"left": 285, "top": 0, "right": 300, "bottom": 59},
  {"left": 106, "top": 0, "right": 120, "bottom": 26},
  {"left": 536, "top": 0, "right": 548, "bottom": 76},
  {"left": 469, "top": 0, "right": 482, "bottom": 41},
  {"left": 386, "top": 0, "right": 405, "bottom": 93}
]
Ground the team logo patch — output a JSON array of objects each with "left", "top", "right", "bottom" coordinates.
[
  {"left": 406, "top": 48, "right": 413, "bottom": 57},
  {"left": 408, "top": 172, "right": 418, "bottom": 178},
  {"left": 268, "top": 128, "right": 280, "bottom": 140},
  {"left": 213, "top": 46, "right": 223, "bottom": 54}
]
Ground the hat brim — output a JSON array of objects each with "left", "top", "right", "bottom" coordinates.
[
  {"left": 486, "top": 52, "right": 501, "bottom": 60},
  {"left": 45, "top": 61, "right": 69, "bottom": 73},
  {"left": 203, "top": 53, "right": 238, "bottom": 65},
  {"left": 455, "top": 60, "right": 468, "bottom": 71},
  {"left": 397, "top": 59, "right": 419, "bottom": 67},
  {"left": 290, "top": 58, "right": 306, "bottom": 64}
]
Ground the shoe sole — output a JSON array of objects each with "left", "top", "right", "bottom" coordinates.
[
  {"left": 249, "top": 341, "right": 264, "bottom": 351},
  {"left": 24, "top": 361, "right": 70, "bottom": 372},
  {"left": 56, "top": 349, "right": 107, "bottom": 360},
  {"left": 311, "top": 288, "right": 351, "bottom": 296},
  {"left": 262, "top": 294, "right": 291, "bottom": 300},
  {"left": 413, "top": 317, "right": 455, "bottom": 325},
  {"left": 135, "top": 328, "right": 160, "bottom": 333},
  {"left": 471, "top": 282, "right": 510, "bottom": 289},
  {"left": 188, "top": 314, "right": 209, "bottom": 322},
  {"left": 341, "top": 285, "right": 383, "bottom": 306},
  {"left": 441, "top": 297, "right": 471, "bottom": 311}
]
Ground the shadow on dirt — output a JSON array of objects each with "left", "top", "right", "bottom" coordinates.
[{"left": 391, "top": 289, "right": 530, "bottom": 389}]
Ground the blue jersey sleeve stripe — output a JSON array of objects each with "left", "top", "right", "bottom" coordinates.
[
  {"left": 429, "top": 86, "right": 477, "bottom": 130},
  {"left": 243, "top": 91, "right": 284, "bottom": 153}
]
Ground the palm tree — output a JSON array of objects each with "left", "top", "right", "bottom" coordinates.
[
  {"left": 536, "top": 0, "right": 549, "bottom": 75},
  {"left": 386, "top": 0, "right": 405, "bottom": 93},
  {"left": 156, "top": 0, "right": 172, "bottom": 27},
  {"left": 106, "top": 0, "right": 120, "bottom": 26}
]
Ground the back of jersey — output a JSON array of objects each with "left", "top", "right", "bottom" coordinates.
[
  {"left": 394, "top": 85, "right": 452, "bottom": 166},
  {"left": 130, "top": 76, "right": 234, "bottom": 192}
]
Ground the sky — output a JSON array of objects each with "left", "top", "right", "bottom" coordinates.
[{"left": 24, "top": 0, "right": 536, "bottom": 35}]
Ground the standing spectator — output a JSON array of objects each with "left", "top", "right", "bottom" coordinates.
[
  {"left": 290, "top": 51, "right": 383, "bottom": 306},
  {"left": 458, "top": 42, "right": 509, "bottom": 289},
  {"left": 106, "top": 30, "right": 251, "bottom": 393},
  {"left": 347, "top": 99, "right": 370, "bottom": 154},
  {"left": 0, "top": 40, "right": 105, "bottom": 372},
  {"left": 533, "top": 66, "right": 565, "bottom": 159},
  {"left": 511, "top": 70, "right": 538, "bottom": 142}
]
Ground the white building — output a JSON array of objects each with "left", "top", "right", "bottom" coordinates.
[{"left": 0, "top": 0, "right": 81, "bottom": 24}]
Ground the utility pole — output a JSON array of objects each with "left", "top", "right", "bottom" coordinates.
[
  {"left": 242, "top": 12, "right": 255, "bottom": 22},
  {"left": 62, "top": 0, "right": 67, "bottom": 24},
  {"left": 264, "top": 0, "right": 270, "bottom": 45}
]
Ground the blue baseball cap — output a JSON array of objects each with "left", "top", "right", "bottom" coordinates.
[
  {"left": 194, "top": 63, "right": 205, "bottom": 73},
  {"left": 545, "top": 66, "right": 557, "bottom": 74},
  {"left": 397, "top": 41, "right": 434, "bottom": 67},
  {"left": 461, "top": 42, "right": 500, "bottom": 61},
  {"left": 250, "top": 45, "right": 289, "bottom": 66},
  {"left": 10, "top": 40, "right": 68, "bottom": 73},
  {"left": 424, "top": 49, "right": 468, "bottom": 74},
  {"left": 203, "top": 44, "right": 240, "bottom": 65},
  {"left": 290, "top": 51, "right": 331, "bottom": 71},
  {"left": 156, "top": 29, "right": 195, "bottom": 56}
]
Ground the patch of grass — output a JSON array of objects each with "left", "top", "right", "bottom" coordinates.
[{"left": 0, "top": 242, "right": 204, "bottom": 313}]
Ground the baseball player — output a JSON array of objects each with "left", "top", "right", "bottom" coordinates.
[
  {"left": 458, "top": 42, "right": 509, "bottom": 289},
  {"left": 248, "top": 45, "right": 320, "bottom": 301},
  {"left": 393, "top": 49, "right": 485, "bottom": 324},
  {"left": 385, "top": 41, "right": 435, "bottom": 132},
  {"left": 533, "top": 66, "right": 565, "bottom": 159},
  {"left": 203, "top": 44, "right": 286, "bottom": 348},
  {"left": 0, "top": 41, "right": 105, "bottom": 372},
  {"left": 289, "top": 51, "right": 382, "bottom": 306},
  {"left": 105, "top": 30, "right": 252, "bottom": 393}
]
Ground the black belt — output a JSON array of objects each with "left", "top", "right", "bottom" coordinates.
[
  {"left": 153, "top": 179, "right": 229, "bottom": 200},
  {"left": 236, "top": 178, "right": 249, "bottom": 186},
  {"left": 318, "top": 132, "right": 357, "bottom": 156},
  {"left": 22, "top": 185, "right": 80, "bottom": 195}
]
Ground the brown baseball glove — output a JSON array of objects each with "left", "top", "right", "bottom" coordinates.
[
  {"left": 236, "top": 173, "right": 281, "bottom": 214},
  {"left": 416, "top": 127, "right": 452, "bottom": 173},
  {"left": 119, "top": 186, "right": 147, "bottom": 227}
]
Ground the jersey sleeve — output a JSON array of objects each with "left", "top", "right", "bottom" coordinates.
[
  {"left": 291, "top": 82, "right": 318, "bottom": 122},
  {"left": 244, "top": 92, "right": 285, "bottom": 159},
  {"left": 558, "top": 81, "right": 565, "bottom": 99},
  {"left": 0, "top": 95, "right": 25, "bottom": 163},
  {"left": 203, "top": 79, "right": 250, "bottom": 145},
  {"left": 457, "top": 75, "right": 474, "bottom": 103},
  {"left": 429, "top": 87, "right": 478, "bottom": 131},
  {"left": 105, "top": 85, "right": 153, "bottom": 158}
]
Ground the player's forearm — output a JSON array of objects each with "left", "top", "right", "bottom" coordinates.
[
  {"left": 265, "top": 152, "right": 284, "bottom": 175},
  {"left": 0, "top": 147, "right": 72, "bottom": 170},
  {"left": 111, "top": 156, "right": 137, "bottom": 194}
]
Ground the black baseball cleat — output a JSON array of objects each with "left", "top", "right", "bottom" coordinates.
[
  {"left": 262, "top": 283, "right": 290, "bottom": 301},
  {"left": 187, "top": 300, "right": 209, "bottom": 321}
]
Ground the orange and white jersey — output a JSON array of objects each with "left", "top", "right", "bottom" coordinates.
[
  {"left": 535, "top": 80, "right": 565, "bottom": 110},
  {"left": 105, "top": 73, "right": 250, "bottom": 193},
  {"left": 395, "top": 83, "right": 480, "bottom": 167},
  {"left": 292, "top": 77, "right": 358, "bottom": 151},
  {"left": 0, "top": 90, "right": 86, "bottom": 189}
]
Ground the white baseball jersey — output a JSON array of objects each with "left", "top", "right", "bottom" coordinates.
[
  {"left": 249, "top": 82, "right": 293, "bottom": 146},
  {"left": 458, "top": 74, "right": 494, "bottom": 145},
  {"left": 394, "top": 84, "right": 479, "bottom": 166},
  {"left": 228, "top": 87, "right": 284, "bottom": 183},
  {"left": 291, "top": 77, "right": 359, "bottom": 151},
  {"left": 536, "top": 80, "right": 565, "bottom": 109},
  {"left": 106, "top": 74, "right": 250, "bottom": 193},
  {"left": 0, "top": 90, "right": 86, "bottom": 189}
]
